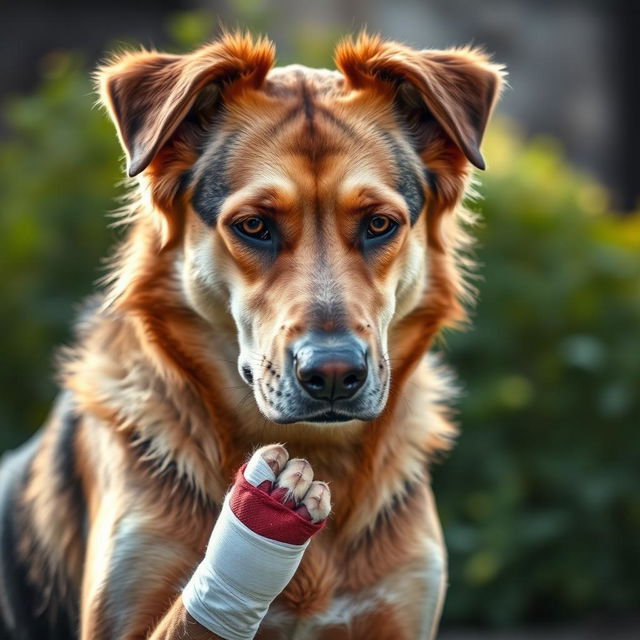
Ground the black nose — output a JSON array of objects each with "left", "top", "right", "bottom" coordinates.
[{"left": 294, "top": 337, "right": 367, "bottom": 402}]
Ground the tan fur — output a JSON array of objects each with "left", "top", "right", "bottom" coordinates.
[{"left": 13, "top": 31, "right": 503, "bottom": 639}]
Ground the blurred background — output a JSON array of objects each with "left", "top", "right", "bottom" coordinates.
[{"left": 1, "top": 1, "right": 638, "bottom": 638}]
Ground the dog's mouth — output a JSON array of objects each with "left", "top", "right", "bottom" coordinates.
[
  {"left": 306, "top": 410, "right": 358, "bottom": 423},
  {"left": 273, "top": 409, "right": 363, "bottom": 425},
  {"left": 245, "top": 372, "right": 387, "bottom": 425}
]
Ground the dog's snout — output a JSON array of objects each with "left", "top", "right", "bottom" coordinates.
[{"left": 294, "top": 337, "right": 367, "bottom": 402}]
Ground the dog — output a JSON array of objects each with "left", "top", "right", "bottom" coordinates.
[{"left": 0, "top": 31, "right": 503, "bottom": 639}]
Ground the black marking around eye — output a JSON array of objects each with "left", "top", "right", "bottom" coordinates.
[
  {"left": 191, "top": 135, "right": 237, "bottom": 226},
  {"left": 387, "top": 137, "right": 426, "bottom": 225}
]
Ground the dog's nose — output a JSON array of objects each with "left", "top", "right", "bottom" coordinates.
[{"left": 294, "top": 338, "right": 367, "bottom": 402}]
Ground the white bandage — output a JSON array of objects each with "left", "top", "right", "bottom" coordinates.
[
  {"left": 182, "top": 485, "right": 309, "bottom": 639},
  {"left": 243, "top": 454, "right": 276, "bottom": 488}
]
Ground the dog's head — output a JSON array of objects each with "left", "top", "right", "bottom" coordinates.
[{"left": 98, "top": 33, "right": 502, "bottom": 425}]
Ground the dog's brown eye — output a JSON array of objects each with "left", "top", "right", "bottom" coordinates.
[
  {"left": 235, "top": 216, "right": 271, "bottom": 241},
  {"left": 367, "top": 215, "right": 395, "bottom": 238},
  {"left": 241, "top": 217, "right": 264, "bottom": 235}
]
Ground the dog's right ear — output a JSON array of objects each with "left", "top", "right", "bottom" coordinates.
[{"left": 97, "top": 33, "right": 275, "bottom": 177}]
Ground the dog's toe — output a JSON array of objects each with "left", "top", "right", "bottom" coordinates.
[
  {"left": 296, "top": 481, "right": 331, "bottom": 523},
  {"left": 244, "top": 444, "right": 290, "bottom": 490},
  {"left": 256, "top": 444, "right": 289, "bottom": 475},
  {"left": 271, "top": 458, "right": 314, "bottom": 508}
]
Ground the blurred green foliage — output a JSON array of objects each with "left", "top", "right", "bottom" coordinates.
[
  {"left": 0, "top": 52, "right": 122, "bottom": 449},
  {"left": 0, "top": 18, "right": 638, "bottom": 628},
  {"left": 436, "top": 125, "right": 640, "bottom": 625}
]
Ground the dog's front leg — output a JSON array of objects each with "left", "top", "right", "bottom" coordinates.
[
  {"left": 81, "top": 445, "right": 331, "bottom": 640},
  {"left": 147, "top": 600, "right": 221, "bottom": 640},
  {"left": 417, "top": 487, "right": 448, "bottom": 640}
]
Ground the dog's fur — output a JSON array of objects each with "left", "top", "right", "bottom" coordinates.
[{"left": 0, "top": 32, "right": 503, "bottom": 639}]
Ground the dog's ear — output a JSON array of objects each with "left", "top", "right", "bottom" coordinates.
[
  {"left": 97, "top": 33, "right": 275, "bottom": 177},
  {"left": 335, "top": 34, "right": 504, "bottom": 170}
]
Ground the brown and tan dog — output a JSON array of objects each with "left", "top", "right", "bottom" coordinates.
[{"left": 0, "top": 32, "right": 503, "bottom": 639}]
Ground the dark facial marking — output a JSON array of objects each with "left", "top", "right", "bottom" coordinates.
[
  {"left": 385, "top": 135, "right": 426, "bottom": 224},
  {"left": 192, "top": 134, "right": 237, "bottom": 226},
  {"left": 423, "top": 167, "right": 437, "bottom": 195},
  {"left": 299, "top": 80, "right": 315, "bottom": 128},
  {"left": 266, "top": 105, "right": 307, "bottom": 140},
  {"left": 274, "top": 75, "right": 360, "bottom": 143},
  {"left": 316, "top": 106, "right": 360, "bottom": 141},
  {"left": 177, "top": 169, "right": 193, "bottom": 195}
]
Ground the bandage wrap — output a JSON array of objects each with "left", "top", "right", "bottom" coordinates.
[{"left": 182, "top": 458, "right": 325, "bottom": 639}]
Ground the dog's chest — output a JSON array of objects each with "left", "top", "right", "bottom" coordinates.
[
  {"left": 257, "top": 542, "right": 423, "bottom": 639},
  {"left": 261, "top": 590, "right": 397, "bottom": 639}
]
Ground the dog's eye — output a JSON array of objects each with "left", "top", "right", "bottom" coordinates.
[
  {"left": 366, "top": 215, "right": 396, "bottom": 239},
  {"left": 235, "top": 216, "right": 271, "bottom": 242}
]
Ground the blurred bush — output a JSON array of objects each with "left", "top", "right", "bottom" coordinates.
[
  {"left": 436, "top": 124, "right": 640, "bottom": 626},
  {"left": 0, "top": 52, "right": 121, "bottom": 450},
  {"left": 0, "top": 25, "right": 638, "bottom": 628}
]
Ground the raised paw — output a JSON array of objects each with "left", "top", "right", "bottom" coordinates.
[{"left": 184, "top": 448, "right": 329, "bottom": 636}]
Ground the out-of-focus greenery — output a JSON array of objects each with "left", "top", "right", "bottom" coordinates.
[
  {"left": 0, "top": 20, "right": 638, "bottom": 628},
  {"left": 437, "top": 124, "right": 640, "bottom": 626},
  {"left": 0, "top": 52, "right": 122, "bottom": 449}
]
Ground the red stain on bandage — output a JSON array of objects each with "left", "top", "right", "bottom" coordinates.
[{"left": 229, "top": 464, "right": 325, "bottom": 545}]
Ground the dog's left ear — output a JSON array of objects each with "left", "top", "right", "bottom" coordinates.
[
  {"left": 97, "top": 33, "right": 275, "bottom": 177},
  {"left": 336, "top": 34, "right": 505, "bottom": 170}
]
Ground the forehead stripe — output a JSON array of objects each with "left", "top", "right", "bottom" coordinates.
[
  {"left": 316, "top": 106, "right": 360, "bottom": 141},
  {"left": 266, "top": 105, "right": 306, "bottom": 139},
  {"left": 192, "top": 134, "right": 237, "bottom": 226}
]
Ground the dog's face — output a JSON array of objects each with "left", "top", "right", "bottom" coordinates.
[
  {"left": 182, "top": 68, "right": 429, "bottom": 423},
  {"left": 99, "top": 34, "right": 502, "bottom": 425}
]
